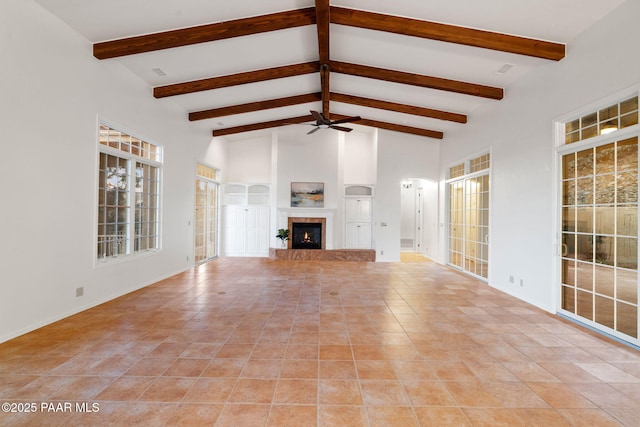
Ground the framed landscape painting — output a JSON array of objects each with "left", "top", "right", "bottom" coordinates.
[{"left": 291, "top": 182, "right": 324, "bottom": 207}]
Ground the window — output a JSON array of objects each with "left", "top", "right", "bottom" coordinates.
[
  {"left": 564, "top": 96, "right": 638, "bottom": 145},
  {"left": 449, "top": 163, "right": 465, "bottom": 179},
  {"left": 97, "top": 124, "right": 161, "bottom": 261}
]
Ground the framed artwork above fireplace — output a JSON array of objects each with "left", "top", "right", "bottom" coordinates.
[{"left": 291, "top": 182, "right": 324, "bottom": 208}]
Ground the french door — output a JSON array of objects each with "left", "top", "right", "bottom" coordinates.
[
  {"left": 195, "top": 165, "right": 219, "bottom": 263},
  {"left": 448, "top": 155, "right": 490, "bottom": 280},
  {"left": 560, "top": 137, "right": 638, "bottom": 340}
]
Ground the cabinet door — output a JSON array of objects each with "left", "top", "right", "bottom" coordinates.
[
  {"left": 346, "top": 198, "right": 371, "bottom": 221},
  {"left": 246, "top": 206, "right": 270, "bottom": 255},
  {"left": 357, "top": 222, "right": 372, "bottom": 249},
  {"left": 345, "top": 222, "right": 372, "bottom": 249},
  {"left": 345, "top": 222, "right": 359, "bottom": 248},
  {"left": 223, "top": 206, "right": 246, "bottom": 255}
]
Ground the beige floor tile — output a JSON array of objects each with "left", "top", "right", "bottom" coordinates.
[{"left": 319, "top": 405, "right": 368, "bottom": 426}]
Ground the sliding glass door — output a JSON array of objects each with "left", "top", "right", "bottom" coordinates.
[
  {"left": 560, "top": 138, "right": 638, "bottom": 339},
  {"left": 448, "top": 154, "right": 490, "bottom": 280}
]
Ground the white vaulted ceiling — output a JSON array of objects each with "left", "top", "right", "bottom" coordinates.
[{"left": 34, "top": 0, "right": 626, "bottom": 140}]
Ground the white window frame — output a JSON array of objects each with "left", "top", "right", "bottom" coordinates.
[{"left": 96, "top": 122, "right": 163, "bottom": 264}]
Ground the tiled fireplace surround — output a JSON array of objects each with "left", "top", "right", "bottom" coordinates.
[{"left": 288, "top": 217, "right": 326, "bottom": 250}]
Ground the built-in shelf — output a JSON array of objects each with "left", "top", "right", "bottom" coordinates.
[
  {"left": 345, "top": 185, "right": 374, "bottom": 196},
  {"left": 223, "top": 183, "right": 270, "bottom": 205}
]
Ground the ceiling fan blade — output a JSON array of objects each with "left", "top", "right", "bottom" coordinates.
[
  {"left": 330, "top": 125, "right": 353, "bottom": 132},
  {"left": 330, "top": 115, "right": 361, "bottom": 125},
  {"left": 307, "top": 126, "right": 321, "bottom": 135},
  {"left": 310, "top": 110, "right": 325, "bottom": 123}
]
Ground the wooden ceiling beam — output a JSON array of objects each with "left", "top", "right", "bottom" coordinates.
[
  {"left": 330, "top": 6, "right": 565, "bottom": 61},
  {"left": 190, "top": 91, "right": 465, "bottom": 124},
  {"left": 330, "top": 92, "right": 467, "bottom": 123},
  {"left": 213, "top": 113, "right": 443, "bottom": 139},
  {"left": 315, "top": 1, "right": 331, "bottom": 65},
  {"left": 212, "top": 115, "right": 314, "bottom": 137},
  {"left": 331, "top": 114, "right": 443, "bottom": 139},
  {"left": 189, "top": 93, "right": 321, "bottom": 121},
  {"left": 315, "top": 0, "right": 331, "bottom": 118},
  {"left": 330, "top": 60, "right": 503, "bottom": 100},
  {"left": 359, "top": 119, "right": 443, "bottom": 139},
  {"left": 154, "top": 61, "right": 320, "bottom": 98},
  {"left": 93, "top": 8, "right": 316, "bottom": 59}
]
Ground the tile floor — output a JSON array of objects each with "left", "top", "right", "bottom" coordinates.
[{"left": 1, "top": 256, "right": 640, "bottom": 426}]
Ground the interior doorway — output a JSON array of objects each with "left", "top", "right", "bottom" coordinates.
[{"left": 400, "top": 179, "right": 425, "bottom": 255}]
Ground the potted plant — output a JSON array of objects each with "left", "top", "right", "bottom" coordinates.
[{"left": 275, "top": 228, "right": 290, "bottom": 248}]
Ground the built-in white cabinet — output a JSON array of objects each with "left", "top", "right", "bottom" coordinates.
[
  {"left": 344, "top": 186, "right": 373, "bottom": 249},
  {"left": 222, "top": 183, "right": 270, "bottom": 257},
  {"left": 345, "top": 198, "right": 372, "bottom": 222},
  {"left": 345, "top": 221, "right": 372, "bottom": 249}
]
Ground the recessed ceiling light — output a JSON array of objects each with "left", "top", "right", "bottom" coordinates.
[
  {"left": 496, "top": 64, "right": 514, "bottom": 75},
  {"left": 151, "top": 67, "right": 167, "bottom": 76}
]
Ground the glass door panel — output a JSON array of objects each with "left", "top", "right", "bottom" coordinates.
[
  {"left": 195, "top": 179, "right": 207, "bottom": 263},
  {"left": 560, "top": 137, "right": 639, "bottom": 339},
  {"left": 449, "top": 181, "right": 464, "bottom": 269},
  {"left": 448, "top": 173, "right": 489, "bottom": 279},
  {"left": 195, "top": 177, "right": 219, "bottom": 263}
]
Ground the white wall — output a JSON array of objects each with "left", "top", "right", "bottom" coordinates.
[
  {"left": 421, "top": 179, "right": 440, "bottom": 260},
  {"left": 225, "top": 135, "right": 271, "bottom": 183},
  {"left": 376, "top": 130, "right": 440, "bottom": 261},
  {"left": 344, "top": 129, "right": 377, "bottom": 185},
  {"left": 438, "top": 0, "right": 639, "bottom": 311},
  {"left": 0, "top": 0, "right": 220, "bottom": 342},
  {"left": 277, "top": 131, "right": 341, "bottom": 209}
]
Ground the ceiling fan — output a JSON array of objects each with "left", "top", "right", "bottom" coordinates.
[{"left": 306, "top": 110, "right": 361, "bottom": 134}]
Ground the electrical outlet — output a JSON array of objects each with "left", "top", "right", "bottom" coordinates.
[
  {"left": 509, "top": 276, "right": 514, "bottom": 283},
  {"left": 520, "top": 279, "right": 524, "bottom": 287},
  {"left": 76, "top": 287, "right": 84, "bottom": 297},
  {"left": 380, "top": 250, "right": 384, "bottom": 255}
]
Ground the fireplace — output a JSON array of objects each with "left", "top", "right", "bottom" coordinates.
[
  {"left": 287, "top": 217, "right": 326, "bottom": 250},
  {"left": 291, "top": 222, "right": 322, "bottom": 249}
]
